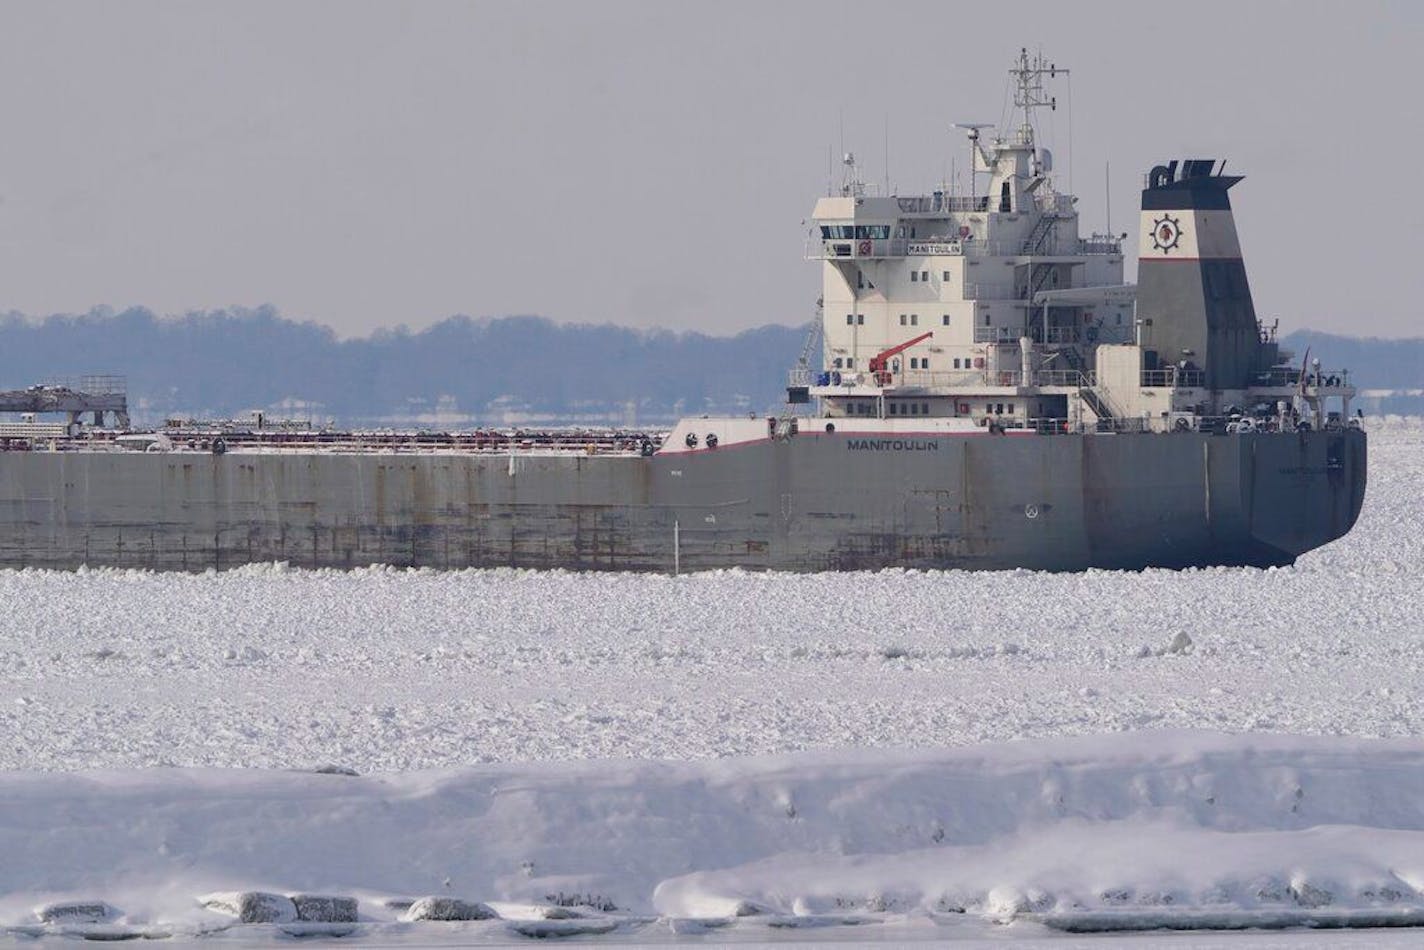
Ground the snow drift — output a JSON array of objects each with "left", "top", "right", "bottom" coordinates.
[{"left": 2, "top": 732, "right": 1422, "bottom": 938}]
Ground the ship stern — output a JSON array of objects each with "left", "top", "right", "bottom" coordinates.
[{"left": 1243, "top": 428, "right": 1367, "bottom": 565}]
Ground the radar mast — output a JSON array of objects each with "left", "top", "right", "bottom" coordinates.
[{"left": 1009, "top": 46, "right": 1066, "bottom": 149}]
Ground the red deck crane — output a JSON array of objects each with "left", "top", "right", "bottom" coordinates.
[{"left": 869, "top": 331, "right": 933, "bottom": 386}]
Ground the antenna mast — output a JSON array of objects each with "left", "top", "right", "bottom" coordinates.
[
  {"left": 952, "top": 123, "right": 991, "bottom": 197},
  {"left": 1105, "top": 160, "right": 1111, "bottom": 236},
  {"left": 840, "top": 152, "right": 864, "bottom": 198},
  {"left": 884, "top": 114, "right": 890, "bottom": 196},
  {"left": 1009, "top": 47, "right": 1066, "bottom": 149}
]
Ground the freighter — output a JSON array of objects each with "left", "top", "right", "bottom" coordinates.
[{"left": 0, "top": 51, "right": 1364, "bottom": 573}]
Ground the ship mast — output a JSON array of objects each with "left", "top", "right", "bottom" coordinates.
[
  {"left": 839, "top": 151, "right": 864, "bottom": 198},
  {"left": 1008, "top": 47, "right": 1065, "bottom": 173}
]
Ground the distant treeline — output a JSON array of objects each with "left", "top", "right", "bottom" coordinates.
[
  {"left": 0, "top": 307, "right": 806, "bottom": 426},
  {"left": 1281, "top": 330, "right": 1424, "bottom": 415},
  {"left": 1278, "top": 330, "right": 1423, "bottom": 390},
  {"left": 0, "top": 307, "right": 1417, "bottom": 424}
]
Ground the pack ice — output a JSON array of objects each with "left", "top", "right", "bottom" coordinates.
[{"left": 0, "top": 419, "right": 1420, "bottom": 940}]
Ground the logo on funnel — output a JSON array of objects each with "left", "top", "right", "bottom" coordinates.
[{"left": 1151, "top": 215, "right": 1183, "bottom": 254}]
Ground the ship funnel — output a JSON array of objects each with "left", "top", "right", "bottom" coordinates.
[{"left": 1135, "top": 159, "right": 1260, "bottom": 389}]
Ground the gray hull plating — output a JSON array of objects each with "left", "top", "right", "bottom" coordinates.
[{"left": 0, "top": 430, "right": 1365, "bottom": 572}]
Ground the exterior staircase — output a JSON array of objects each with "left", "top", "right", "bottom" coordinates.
[
  {"left": 1021, "top": 211, "right": 1066, "bottom": 301},
  {"left": 1055, "top": 346, "right": 1115, "bottom": 424}
]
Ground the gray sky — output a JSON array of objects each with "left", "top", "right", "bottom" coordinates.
[{"left": 0, "top": 0, "right": 1419, "bottom": 338}]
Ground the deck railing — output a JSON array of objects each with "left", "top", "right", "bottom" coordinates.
[
  {"left": 36, "top": 375, "right": 127, "bottom": 395},
  {"left": 1252, "top": 367, "right": 1353, "bottom": 389},
  {"left": 1141, "top": 368, "right": 1205, "bottom": 388}
]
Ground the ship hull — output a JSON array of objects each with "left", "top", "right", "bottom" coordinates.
[{"left": 0, "top": 429, "right": 1365, "bottom": 573}]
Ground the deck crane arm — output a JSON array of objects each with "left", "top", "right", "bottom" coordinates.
[
  {"left": 784, "top": 301, "right": 825, "bottom": 405},
  {"left": 868, "top": 331, "right": 933, "bottom": 386},
  {"left": 789, "top": 299, "right": 824, "bottom": 386},
  {"left": 869, "top": 332, "right": 934, "bottom": 372}
]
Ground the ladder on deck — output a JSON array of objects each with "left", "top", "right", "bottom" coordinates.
[
  {"left": 1054, "top": 347, "right": 1115, "bottom": 423},
  {"left": 1021, "top": 213, "right": 1065, "bottom": 300}
]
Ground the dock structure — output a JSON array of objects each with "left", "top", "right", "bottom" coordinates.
[{"left": 0, "top": 376, "right": 129, "bottom": 429}]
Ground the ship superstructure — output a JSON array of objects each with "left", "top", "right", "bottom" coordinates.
[{"left": 795, "top": 49, "right": 1355, "bottom": 437}]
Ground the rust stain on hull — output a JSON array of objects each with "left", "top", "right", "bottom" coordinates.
[{"left": 0, "top": 430, "right": 1366, "bottom": 573}]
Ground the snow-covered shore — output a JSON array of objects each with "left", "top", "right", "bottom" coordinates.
[
  {"left": 2, "top": 733, "right": 1423, "bottom": 940},
  {"left": 0, "top": 419, "right": 1420, "bottom": 941}
]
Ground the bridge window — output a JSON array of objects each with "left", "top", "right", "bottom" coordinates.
[
  {"left": 910, "top": 271, "right": 918, "bottom": 282},
  {"left": 846, "top": 314, "right": 854, "bottom": 325},
  {"left": 922, "top": 358, "right": 930, "bottom": 369},
  {"left": 899, "top": 314, "right": 907, "bottom": 326},
  {"left": 921, "top": 271, "right": 929, "bottom": 282},
  {"left": 1007, "top": 403, "right": 1015, "bottom": 414},
  {"left": 943, "top": 271, "right": 951, "bottom": 281},
  {"left": 942, "top": 314, "right": 950, "bottom": 325},
  {"left": 921, "top": 402, "right": 930, "bottom": 414},
  {"left": 911, "top": 314, "right": 919, "bottom": 326}
]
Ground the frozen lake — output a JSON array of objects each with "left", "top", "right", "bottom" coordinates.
[{"left": 0, "top": 420, "right": 1419, "bottom": 772}]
